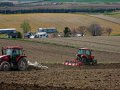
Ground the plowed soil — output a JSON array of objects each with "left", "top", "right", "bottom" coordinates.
[{"left": 0, "top": 37, "right": 120, "bottom": 90}]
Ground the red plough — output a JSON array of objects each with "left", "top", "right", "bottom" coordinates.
[{"left": 64, "top": 59, "right": 83, "bottom": 66}]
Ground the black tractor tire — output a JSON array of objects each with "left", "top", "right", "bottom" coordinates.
[
  {"left": 82, "top": 58, "right": 87, "bottom": 64},
  {"left": 18, "top": 58, "right": 28, "bottom": 71},
  {"left": 82, "top": 58, "right": 90, "bottom": 65},
  {"left": 77, "top": 56, "right": 82, "bottom": 61},
  {"left": 0, "top": 61, "right": 10, "bottom": 71}
]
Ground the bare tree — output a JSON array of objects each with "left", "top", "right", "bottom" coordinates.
[
  {"left": 51, "top": 33, "right": 58, "bottom": 38},
  {"left": 88, "top": 23, "right": 103, "bottom": 36},
  {"left": 77, "top": 26, "right": 87, "bottom": 36},
  {"left": 71, "top": 28, "right": 77, "bottom": 37},
  {"left": 106, "top": 27, "right": 112, "bottom": 36}
]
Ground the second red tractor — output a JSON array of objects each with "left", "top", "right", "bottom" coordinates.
[{"left": 64, "top": 48, "right": 97, "bottom": 66}]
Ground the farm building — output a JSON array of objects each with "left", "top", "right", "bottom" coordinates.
[
  {"left": 34, "top": 32, "right": 48, "bottom": 38},
  {"left": 38, "top": 27, "right": 58, "bottom": 38},
  {"left": 24, "top": 32, "right": 33, "bottom": 38},
  {"left": 30, "top": 32, "right": 48, "bottom": 38},
  {"left": 0, "top": 28, "right": 16, "bottom": 34},
  {"left": 0, "top": 28, "right": 19, "bottom": 38},
  {"left": 38, "top": 27, "right": 57, "bottom": 33},
  {"left": 7, "top": 33, "right": 18, "bottom": 38}
]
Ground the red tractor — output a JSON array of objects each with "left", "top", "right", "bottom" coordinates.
[
  {"left": 0, "top": 46, "right": 28, "bottom": 71},
  {"left": 64, "top": 48, "right": 97, "bottom": 66}
]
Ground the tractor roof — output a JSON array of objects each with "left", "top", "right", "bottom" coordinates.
[
  {"left": 3, "top": 46, "right": 23, "bottom": 49},
  {"left": 79, "top": 48, "right": 90, "bottom": 50}
]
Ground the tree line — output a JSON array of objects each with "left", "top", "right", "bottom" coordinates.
[
  {"left": 63, "top": 24, "right": 112, "bottom": 37},
  {"left": 11, "top": 20, "right": 113, "bottom": 38},
  {"left": 0, "top": 8, "right": 119, "bottom": 14}
]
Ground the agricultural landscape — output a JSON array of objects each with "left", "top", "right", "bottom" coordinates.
[
  {"left": 0, "top": 0, "right": 120, "bottom": 90},
  {"left": 0, "top": 36, "right": 120, "bottom": 90}
]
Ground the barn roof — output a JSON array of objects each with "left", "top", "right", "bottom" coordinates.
[{"left": 0, "top": 28, "right": 16, "bottom": 31}]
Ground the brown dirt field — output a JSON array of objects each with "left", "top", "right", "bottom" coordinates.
[
  {"left": 30, "top": 36, "right": 120, "bottom": 56},
  {"left": 0, "top": 37, "right": 120, "bottom": 90}
]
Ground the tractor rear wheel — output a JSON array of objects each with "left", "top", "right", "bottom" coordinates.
[
  {"left": 0, "top": 61, "right": 10, "bottom": 71},
  {"left": 18, "top": 58, "right": 28, "bottom": 71}
]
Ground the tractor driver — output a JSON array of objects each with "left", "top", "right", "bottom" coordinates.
[
  {"left": 11, "top": 49, "right": 18, "bottom": 62},
  {"left": 12, "top": 50, "right": 17, "bottom": 56}
]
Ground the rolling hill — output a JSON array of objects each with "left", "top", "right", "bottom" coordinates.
[{"left": 0, "top": 13, "right": 120, "bottom": 35}]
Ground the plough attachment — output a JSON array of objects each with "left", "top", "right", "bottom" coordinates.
[
  {"left": 28, "top": 61, "right": 48, "bottom": 69},
  {"left": 64, "top": 59, "right": 83, "bottom": 66}
]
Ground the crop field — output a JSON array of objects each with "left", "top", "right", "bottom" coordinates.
[
  {"left": 90, "top": 14, "right": 120, "bottom": 24},
  {"left": 0, "top": 13, "right": 120, "bottom": 35},
  {"left": 106, "top": 12, "right": 120, "bottom": 19},
  {"left": 0, "top": 36, "right": 120, "bottom": 89}
]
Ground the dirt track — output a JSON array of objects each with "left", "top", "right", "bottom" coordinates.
[{"left": 0, "top": 37, "right": 120, "bottom": 90}]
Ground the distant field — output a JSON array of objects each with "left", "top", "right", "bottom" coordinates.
[
  {"left": 0, "top": 13, "right": 120, "bottom": 34},
  {"left": 1, "top": 0, "right": 120, "bottom": 3},
  {"left": 90, "top": 14, "right": 120, "bottom": 24},
  {"left": 47, "top": 0, "right": 120, "bottom": 3},
  {"left": 106, "top": 12, "right": 120, "bottom": 19}
]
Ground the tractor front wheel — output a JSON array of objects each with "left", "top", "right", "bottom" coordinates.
[
  {"left": 18, "top": 58, "right": 28, "bottom": 71},
  {"left": 82, "top": 58, "right": 90, "bottom": 65},
  {"left": 0, "top": 61, "right": 10, "bottom": 71}
]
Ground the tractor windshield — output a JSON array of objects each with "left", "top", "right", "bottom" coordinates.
[
  {"left": 3, "top": 49, "right": 23, "bottom": 56},
  {"left": 6, "top": 49, "right": 12, "bottom": 56},
  {"left": 78, "top": 49, "right": 91, "bottom": 55},
  {"left": 85, "top": 50, "right": 91, "bottom": 55},
  {"left": 78, "top": 49, "right": 84, "bottom": 54}
]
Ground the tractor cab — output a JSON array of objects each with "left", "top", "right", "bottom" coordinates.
[
  {"left": 77, "top": 48, "right": 93, "bottom": 60},
  {"left": 2, "top": 46, "right": 24, "bottom": 62},
  {"left": 77, "top": 48, "right": 91, "bottom": 56},
  {"left": 0, "top": 46, "right": 28, "bottom": 71},
  {"left": 2, "top": 46, "right": 23, "bottom": 56}
]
